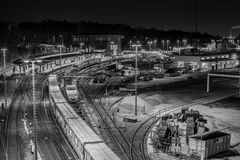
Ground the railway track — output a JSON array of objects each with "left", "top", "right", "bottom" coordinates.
[
  {"left": 129, "top": 89, "right": 237, "bottom": 160},
  {"left": 78, "top": 76, "right": 143, "bottom": 160},
  {"left": 5, "top": 65, "right": 78, "bottom": 160},
  {"left": 30, "top": 70, "right": 78, "bottom": 160},
  {"left": 5, "top": 76, "right": 31, "bottom": 160},
  {"left": 85, "top": 75, "right": 237, "bottom": 160}
]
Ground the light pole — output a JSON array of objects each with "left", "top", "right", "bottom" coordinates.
[
  {"left": 183, "top": 39, "right": 187, "bottom": 48},
  {"left": 79, "top": 42, "right": 84, "bottom": 62},
  {"left": 24, "top": 59, "right": 42, "bottom": 160},
  {"left": 177, "top": 40, "right": 180, "bottom": 54},
  {"left": 153, "top": 39, "right": 157, "bottom": 50},
  {"left": 1, "top": 48, "right": 8, "bottom": 160},
  {"left": 239, "top": 69, "right": 240, "bottom": 97},
  {"left": 129, "top": 40, "right": 132, "bottom": 50},
  {"left": 79, "top": 42, "right": 84, "bottom": 53},
  {"left": 147, "top": 41, "right": 153, "bottom": 51},
  {"left": 132, "top": 42, "right": 141, "bottom": 116},
  {"left": 59, "top": 35, "right": 63, "bottom": 67},
  {"left": 166, "top": 40, "right": 170, "bottom": 54},
  {"left": 177, "top": 40, "right": 180, "bottom": 48},
  {"left": 161, "top": 40, "right": 165, "bottom": 52},
  {"left": 183, "top": 39, "right": 187, "bottom": 54},
  {"left": 1, "top": 48, "right": 7, "bottom": 115}
]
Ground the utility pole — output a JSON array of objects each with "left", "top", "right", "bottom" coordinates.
[
  {"left": 59, "top": 35, "right": 63, "bottom": 67},
  {"left": 195, "top": 0, "right": 198, "bottom": 33},
  {"left": 162, "top": 40, "right": 165, "bottom": 52},
  {"left": 31, "top": 61, "right": 38, "bottom": 160},
  {"left": 166, "top": 40, "right": 170, "bottom": 54},
  {"left": 129, "top": 40, "right": 132, "bottom": 50},
  {"left": 148, "top": 41, "right": 153, "bottom": 51},
  {"left": 195, "top": 0, "right": 199, "bottom": 53},
  {"left": 79, "top": 42, "right": 84, "bottom": 62},
  {"left": 132, "top": 42, "right": 141, "bottom": 116},
  {"left": 1, "top": 48, "right": 7, "bottom": 115},
  {"left": 239, "top": 69, "right": 240, "bottom": 97}
]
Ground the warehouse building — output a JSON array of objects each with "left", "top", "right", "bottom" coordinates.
[
  {"left": 174, "top": 53, "right": 239, "bottom": 71},
  {"left": 72, "top": 34, "right": 122, "bottom": 54}
]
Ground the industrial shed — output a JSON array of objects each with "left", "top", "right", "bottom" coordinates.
[{"left": 189, "top": 131, "right": 231, "bottom": 159}]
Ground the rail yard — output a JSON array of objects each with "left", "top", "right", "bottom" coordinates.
[{"left": 0, "top": 51, "right": 239, "bottom": 160}]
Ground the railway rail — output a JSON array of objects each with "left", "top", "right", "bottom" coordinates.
[
  {"left": 129, "top": 89, "right": 237, "bottom": 160},
  {"left": 78, "top": 75, "right": 144, "bottom": 160}
]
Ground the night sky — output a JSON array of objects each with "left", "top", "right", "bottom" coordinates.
[{"left": 1, "top": 0, "right": 240, "bottom": 36}]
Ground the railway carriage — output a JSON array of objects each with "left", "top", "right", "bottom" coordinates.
[
  {"left": 48, "top": 74, "right": 120, "bottom": 160},
  {"left": 66, "top": 119, "right": 103, "bottom": 160}
]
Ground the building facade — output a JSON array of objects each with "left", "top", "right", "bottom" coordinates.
[
  {"left": 174, "top": 53, "right": 239, "bottom": 71},
  {"left": 72, "top": 34, "right": 122, "bottom": 54}
]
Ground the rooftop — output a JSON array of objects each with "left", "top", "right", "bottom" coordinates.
[
  {"left": 190, "top": 131, "right": 230, "bottom": 141},
  {"left": 175, "top": 52, "right": 229, "bottom": 57}
]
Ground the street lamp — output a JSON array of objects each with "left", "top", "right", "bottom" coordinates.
[
  {"left": 1, "top": 48, "right": 7, "bottom": 115},
  {"left": 24, "top": 59, "right": 42, "bottom": 160},
  {"left": 59, "top": 35, "right": 64, "bottom": 67},
  {"left": 129, "top": 40, "right": 132, "bottom": 50},
  {"left": 153, "top": 39, "right": 157, "bottom": 50},
  {"left": 79, "top": 42, "right": 84, "bottom": 61},
  {"left": 183, "top": 39, "right": 188, "bottom": 54},
  {"left": 239, "top": 69, "right": 240, "bottom": 97},
  {"left": 147, "top": 41, "right": 153, "bottom": 51},
  {"left": 183, "top": 39, "right": 188, "bottom": 48},
  {"left": 177, "top": 40, "right": 180, "bottom": 48},
  {"left": 166, "top": 40, "right": 170, "bottom": 54},
  {"left": 132, "top": 41, "right": 141, "bottom": 116},
  {"left": 177, "top": 40, "right": 180, "bottom": 55},
  {"left": 161, "top": 40, "right": 165, "bottom": 52},
  {"left": 79, "top": 42, "right": 84, "bottom": 53}
]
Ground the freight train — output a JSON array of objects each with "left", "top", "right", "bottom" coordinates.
[{"left": 48, "top": 74, "right": 120, "bottom": 160}]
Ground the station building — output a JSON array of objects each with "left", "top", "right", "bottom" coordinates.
[
  {"left": 174, "top": 52, "right": 239, "bottom": 71},
  {"left": 71, "top": 34, "right": 122, "bottom": 55}
]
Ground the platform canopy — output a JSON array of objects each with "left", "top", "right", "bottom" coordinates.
[
  {"left": 12, "top": 58, "right": 25, "bottom": 66},
  {"left": 12, "top": 58, "right": 51, "bottom": 66}
]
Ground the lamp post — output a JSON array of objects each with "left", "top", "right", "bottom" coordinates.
[
  {"left": 79, "top": 42, "right": 84, "bottom": 62},
  {"left": 132, "top": 42, "right": 141, "bottom": 116},
  {"left": 24, "top": 59, "right": 42, "bottom": 160},
  {"left": 183, "top": 39, "right": 187, "bottom": 48},
  {"left": 59, "top": 35, "right": 63, "bottom": 67},
  {"left": 1, "top": 48, "right": 7, "bottom": 115},
  {"left": 148, "top": 41, "right": 153, "bottom": 51},
  {"left": 79, "top": 42, "right": 84, "bottom": 53},
  {"left": 177, "top": 40, "right": 180, "bottom": 48},
  {"left": 161, "top": 40, "right": 165, "bottom": 52},
  {"left": 1, "top": 48, "right": 8, "bottom": 160},
  {"left": 166, "top": 40, "right": 170, "bottom": 54},
  {"left": 153, "top": 39, "right": 157, "bottom": 50},
  {"left": 239, "top": 69, "right": 240, "bottom": 97},
  {"left": 129, "top": 40, "right": 132, "bottom": 50},
  {"left": 183, "top": 39, "right": 188, "bottom": 54},
  {"left": 177, "top": 40, "right": 180, "bottom": 54}
]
